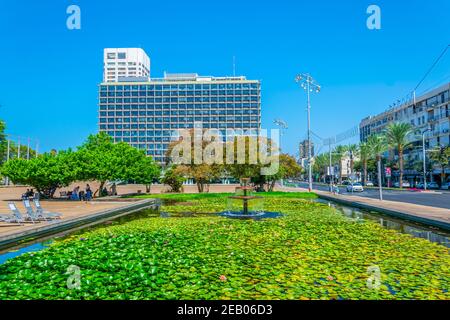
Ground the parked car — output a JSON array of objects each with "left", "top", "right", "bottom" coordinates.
[
  {"left": 346, "top": 183, "right": 364, "bottom": 192},
  {"left": 427, "top": 182, "right": 440, "bottom": 190},
  {"left": 393, "top": 181, "right": 410, "bottom": 188},
  {"left": 365, "top": 181, "right": 374, "bottom": 187},
  {"left": 342, "top": 180, "right": 351, "bottom": 185},
  {"left": 442, "top": 182, "right": 450, "bottom": 190},
  {"left": 416, "top": 182, "right": 424, "bottom": 189}
]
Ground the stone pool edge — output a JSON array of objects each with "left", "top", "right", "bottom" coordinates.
[{"left": 317, "top": 193, "right": 450, "bottom": 232}]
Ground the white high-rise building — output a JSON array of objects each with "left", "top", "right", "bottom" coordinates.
[{"left": 103, "top": 48, "right": 150, "bottom": 82}]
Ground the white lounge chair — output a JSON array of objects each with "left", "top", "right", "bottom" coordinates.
[
  {"left": 33, "top": 199, "right": 62, "bottom": 219},
  {"left": 23, "top": 199, "right": 55, "bottom": 221},
  {"left": 0, "top": 203, "right": 29, "bottom": 224}
]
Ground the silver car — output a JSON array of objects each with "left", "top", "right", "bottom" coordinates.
[{"left": 347, "top": 183, "right": 364, "bottom": 192}]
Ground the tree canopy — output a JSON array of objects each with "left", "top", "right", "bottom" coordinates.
[
  {"left": 1, "top": 132, "right": 160, "bottom": 197},
  {"left": 1, "top": 150, "right": 79, "bottom": 198}
]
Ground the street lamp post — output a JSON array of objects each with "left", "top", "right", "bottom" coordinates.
[
  {"left": 422, "top": 127, "right": 431, "bottom": 191},
  {"left": 273, "top": 119, "right": 288, "bottom": 187},
  {"left": 295, "top": 73, "right": 321, "bottom": 192},
  {"left": 273, "top": 118, "right": 288, "bottom": 152}
]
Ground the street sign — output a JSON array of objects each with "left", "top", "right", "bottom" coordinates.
[{"left": 385, "top": 167, "right": 391, "bottom": 177}]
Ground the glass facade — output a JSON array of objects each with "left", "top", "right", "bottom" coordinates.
[{"left": 98, "top": 77, "right": 261, "bottom": 163}]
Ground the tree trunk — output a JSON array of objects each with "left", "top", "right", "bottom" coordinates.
[
  {"left": 363, "top": 160, "right": 368, "bottom": 186},
  {"left": 399, "top": 146, "right": 403, "bottom": 189},
  {"left": 269, "top": 180, "right": 276, "bottom": 192},
  {"left": 197, "top": 181, "right": 204, "bottom": 193},
  {"left": 441, "top": 168, "right": 446, "bottom": 187},
  {"left": 96, "top": 181, "right": 106, "bottom": 198},
  {"left": 146, "top": 184, "right": 151, "bottom": 193}
]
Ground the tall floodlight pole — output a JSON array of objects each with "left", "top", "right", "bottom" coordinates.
[
  {"left": 295, "top": 73, "right": 321, "bottom": 192},
  {"left": 422, "top": 127, "right": 431, "bottom": 191}
]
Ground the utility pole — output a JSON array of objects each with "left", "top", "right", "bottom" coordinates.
[{"left": 295, "top": 73, "right": 321, "bottom": 192}]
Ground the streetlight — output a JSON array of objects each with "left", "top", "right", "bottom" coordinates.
[
  {"left": 273, "top": 118, "right": 288, "bottom": 151},
  {"left": 295, "top": 73, "right": 321, "bottom": 192},
  {"left": 422, "top": 127, "right": 431, "bottom": 190}
]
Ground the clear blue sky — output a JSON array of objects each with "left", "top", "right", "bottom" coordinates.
[{"left": 0, "top": 0, "right": 449, "bottom": 155}]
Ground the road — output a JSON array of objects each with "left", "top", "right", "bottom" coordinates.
[{"left": 294, "top": 182, "right": 450, "bottom": 210}]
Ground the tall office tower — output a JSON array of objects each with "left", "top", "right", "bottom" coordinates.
[
  {"left": 103, "top": 48, "right": 150, "bottom": 82},
  {"left": 99, "top": 71, "right": 261, "bottom": 164}
]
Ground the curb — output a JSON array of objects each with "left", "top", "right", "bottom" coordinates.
[{"left": 317, "top": 193, "right": 450, "bottom": 232}]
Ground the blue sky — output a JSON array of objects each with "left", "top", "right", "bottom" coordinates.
[{"left": 0, "top": 0, "right": 449, "bottom": 155}]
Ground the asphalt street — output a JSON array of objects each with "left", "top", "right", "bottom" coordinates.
[{"left": 295, "top": 182, "right": 450, "bottom": 210}]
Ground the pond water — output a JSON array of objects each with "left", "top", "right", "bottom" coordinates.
[{"left": 0, "top": 199, "right": 449, "bottom": 265}]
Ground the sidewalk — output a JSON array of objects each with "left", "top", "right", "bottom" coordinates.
[{"left": 278, "top": 186, "right": 450, "bottom": 231}]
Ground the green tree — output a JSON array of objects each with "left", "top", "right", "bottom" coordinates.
[
  {"left": 429, "top": 146, "right": 450, "bottom": 186},
  {"left": 77, "top": 132, "right": 160, "bottom": 196},
  {"left": 0, "top": 119, "right": 6, "bottom": 164},
  {"left": 166, "top": 129, "right": 223, "bottom": 193},
  {"left": 346, "top": 144, "right": 359, "bottom": 175},
  {"left": 224, "top": 135, "right": 279, "bottom": 190},
  {"left": 333, "top": 145, "right": 347, "bottom": 183},
  {"left": 265, "top": 153, "right": 302, "bottom": 191},
  {"left": 1, "top": 151, "right": 79, "bottom": 198},
  {"left": 312, "top": 153, "right": 328, "bottom": 181},
  {"left": 367, "top": 134, "right": 387, "bottom": 193},
  {"left": 359, "top": 142, "right": 370, "bottom": 185},
  {"left": 161, "top": 166, "right": 185, "bottom": 193},
  {"left": 384, "top": 122, "right": 413, "bottom": 188}
]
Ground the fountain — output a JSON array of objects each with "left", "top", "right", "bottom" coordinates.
[{"left": 219, "top": 178, "right": 282, "bottom": 219}]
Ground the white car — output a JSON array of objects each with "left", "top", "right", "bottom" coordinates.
[
  {"left": 365, "top": 181, "right": 374, "bottom": 187},
  {"left": 394, "top": 181, "right": 410, "bottom": 188},
  {"left": 347, "top": 183, "right": 364, "bottom": 192}
]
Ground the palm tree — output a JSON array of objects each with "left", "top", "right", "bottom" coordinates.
[
  {"left": 346, "top": 144, "right": 360, "bottom": 176},
  {"left": 429, "top": 146, "right": 450, "bottom": 186},
  {"left": 367, "top": 134, "right": 387, "bottom": 199},
  {"left": 359, "top": 142, "right": 370, "bottom": 185},
  {"left": 384, "top": 122, "right": 413, "bottom": 188},
  {"left": 312, "top": 153, "right": 329, "bottom": 182},
  {"left": 334, "top": 145, "right": 347, "bottom": 183}
]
